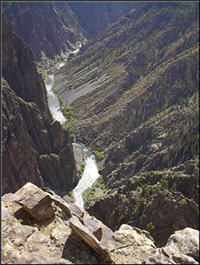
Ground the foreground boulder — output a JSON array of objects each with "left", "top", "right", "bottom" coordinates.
[
  {"left": 14, "top": 182, "right": 55, "bottom": 221},
  {"left": 165, "top": 228, "right": 199, "bottom": 262}
]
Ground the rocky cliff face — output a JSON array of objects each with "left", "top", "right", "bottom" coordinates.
[
  {"left": 2, "top": 182, "right": 199, "bottom": 264},
  {"left": 53, "top": 2, "right": 199, "bottom": 243},
  {"left": 2, "top": 2, "right": 86, "bottom": 61},
  {"left": 2, "top": 15, "right": 78, "bottom": 195}
]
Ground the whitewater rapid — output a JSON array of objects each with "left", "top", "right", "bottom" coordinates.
[
  {"left": 45, "top": 73, "right": 66, "bottom": 123},
  {"left": 44, "top": 50, "right": 100, "bottom": 210},
  {"left": 72, "top": 143, "right": 100, "bottom": 209}
]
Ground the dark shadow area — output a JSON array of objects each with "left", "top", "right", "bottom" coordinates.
[
  {"left": 14, "top": 207, "right": 55, "bottom": 228},
  {"left": 62, "top": 231, "right": 99, "bottom": 264}
]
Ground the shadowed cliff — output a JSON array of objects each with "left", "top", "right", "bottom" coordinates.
[{"left": 2, "top": 14, "right": 78, "bottom": 195}]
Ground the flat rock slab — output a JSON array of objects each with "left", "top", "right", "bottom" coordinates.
[
  {"left": 84, "top": 218, "right": 103, "bottom": 241},
  {"left": 14, "top": 182, "right": 55, "bottom": 222},
  {"left": 69, "top": 203, "right": 84, "bottom": 219},
  {"left": 82, "top": 213, "right": 114, "bottom": 245},
  {"left": 69, "top": 216, "right": 113, "bottom": 263}
]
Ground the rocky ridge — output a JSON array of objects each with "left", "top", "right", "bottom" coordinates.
[
  {"left": 2, "top": 2, "right": 87, "bottom": 61},
  {"left": 2, "top": 15, "right": 77, "bottom": 195},
  {"left": 2, "top": 182, "right": 199, "bottom": 264}
]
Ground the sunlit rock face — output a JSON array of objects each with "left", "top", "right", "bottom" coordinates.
[{"left": 2, "top": 15, "right": 78, "bottom": 195}]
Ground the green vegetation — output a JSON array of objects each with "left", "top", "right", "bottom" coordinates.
[
  {"left": 142, "top": 214, "right": 147, "bottom": 220},
  {"left": 172, "top": 183, "right": 177, "bottom": 192},
  {"left": 38, "top": 68, "right": 48, "bottom": 83},
  {"left": 139, "top": 175, "right": 168, "bottom": 199},
  {"left": 56, "top": 95, "right": 76, "bottom": 139},
  {"left": 83, "top": 175, "right": 109, "bottom": 206},
  {"left": 160, "top": 176, "right": 168, "bottom": 190},
  {"left": 68, "top": 191, "right": 75, "bottom": 203},
  {"left": 68, "top": 191, "right": 72, "bottom": 197},
  {"left": 135, "top": 197, "right": 147, "bottom": 213},
  {"left": 40, "top": 225, "right": 46, "bottom": 234},
  {"left": 118, "top": 213, "right": 126, "bottom": 226},
  {"left": 94, "top": 151, "right": 105, "bottom": 161},
  {"left": 179, "top": 198, "right": 187, "bottom": 205},
  {"left": 146, "top": 222, "right": 155, "bottom": 231},
  {"left": 5, "top": 217, "right": 16, "bottom": 225},
  {"left": 78, "top": 163, "right": 85, "bottom": 178}
]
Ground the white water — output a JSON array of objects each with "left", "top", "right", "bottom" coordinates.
[
  {"left": 45, "top": 74, "right": 66, "bottom": 123},
  {"left": 57, "top": 62, "right": 65, "bottom": 68},
  {"left": 44, "top": 46, "right": 100, "bottom": 210},
  {"left": 72, "top": 143, "right": 100, "bottom": 209}
]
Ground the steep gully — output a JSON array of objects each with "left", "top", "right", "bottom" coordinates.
[{"left": 44, "top": 46, "right": 99, "bottom": 209}]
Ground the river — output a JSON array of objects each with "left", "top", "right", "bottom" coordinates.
[{"left": 44, "top": 49, "right": 100, "bottom": 210}]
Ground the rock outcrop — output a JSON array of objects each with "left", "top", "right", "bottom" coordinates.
[
  {"left": 2, "top": 15, "right": 78, "bottom": 195},
  {"left": 2, "top": 2, "right": 86, "bottom": 60},
  {"left": 2, "top": 182, "right": 199, "bottom": 264},
  {"left": 166, "top": 228, "right": 199, "bottom": 261},
  {"left": 14, "top": 182, "right": 55, "bottom": 222}
]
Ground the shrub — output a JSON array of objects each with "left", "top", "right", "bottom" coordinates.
[
  {"left": 118, "top": 214, "right": 126, "bottom": 226},
  {"left": 135, "top": 198, "right": 146, "bottom": 213},
  {"left": 172, "top": 183, "right": 177, "bottom": 192},
  {"left": 146, "top": 222, "right": 155, "bottom": 231},
  {"left": 179, "top": 198, "right": 187, "bottom": 205},
  {"left": 160, "top": 176, "right": 168, "bottom": 190},
  {"left": 78, "top": 163, "right": 85, "bottom": 178},
  {"left": 94, "top": 151, "right": 105, "bottom": 161}
]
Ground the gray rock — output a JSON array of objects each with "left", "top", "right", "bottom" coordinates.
[
  {"left": 84, "top": 217, "right": 103, "bottom": 241},
  {"left": 69, "top": 203, "right": 84, "bottom": 219}
]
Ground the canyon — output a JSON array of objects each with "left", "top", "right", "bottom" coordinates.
[
  {"left": 52, "top": 3, "right": 199, "bottom": 245},
  {"left": 2, "top": 2, "right": 199, "bottom": 264},
  {"left": 2, "top": 14, "right": 77, "bottom": 195}
]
